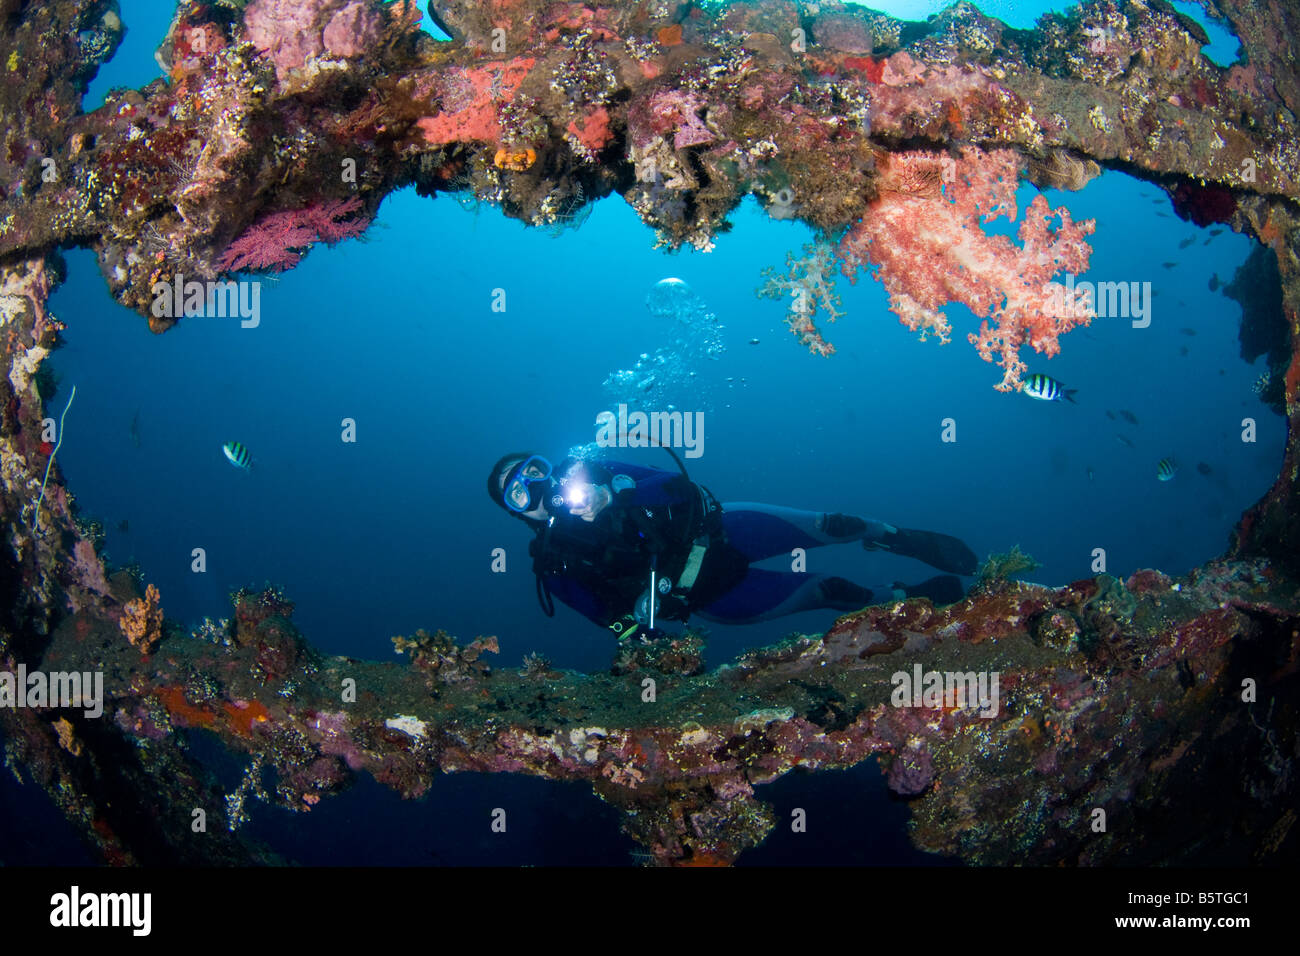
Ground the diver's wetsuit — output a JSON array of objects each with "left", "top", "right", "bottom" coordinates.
[
  {"left": 698, "top": 502, "right": 893, "bottom": 624},
  {"left": 532, "top": 460, "right": 898, "bottom": 632}
]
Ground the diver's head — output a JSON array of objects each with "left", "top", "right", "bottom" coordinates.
[{"left": 488, "top": 452, "right": 554, "bottom": 525}]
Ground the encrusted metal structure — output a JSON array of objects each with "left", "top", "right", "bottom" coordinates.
[{"left": 0, "top": 0, "right": 1296, "bottom": 864}]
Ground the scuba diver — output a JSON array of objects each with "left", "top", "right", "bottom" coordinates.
[{"left": 488, "top": 451, "right": 978, "bottom": 641}]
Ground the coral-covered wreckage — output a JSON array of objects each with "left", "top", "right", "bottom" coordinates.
[{"left": 1, "top": 0, "right": 1298, "bottom": 865}]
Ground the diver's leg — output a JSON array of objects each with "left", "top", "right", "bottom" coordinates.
[
  {"left": 895, "top": 574, "right": 966, "bottom": 605},
  {"left": 695, "top": 570, "right": 969, "bottom": 625},
  {"left": 720, "top": 503, "right": 896, "bottom": 562},
  {"left": 694, "top": 568, "right": 884, "bottom": 625}
]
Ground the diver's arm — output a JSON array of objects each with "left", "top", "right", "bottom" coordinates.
[
  {"left": 588, "top": 462, "right": 695, "bottom": 507},
  {"left": 561, "top": 467, "right": 691, "bottom": 521},
  {"left": 618, "top": 471, "right": 696, "bottom": 508}
]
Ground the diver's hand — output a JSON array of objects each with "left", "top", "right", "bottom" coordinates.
[{"left": 574, "top": 484, "right": 613, "bottom": 521}]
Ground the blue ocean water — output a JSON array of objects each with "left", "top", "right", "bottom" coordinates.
[
  {"left": 14, "top": 1, "right": 1286, "bottom": 865},
  {"left": 46, "top": 180, "right": 1282, "bottom": 671}
]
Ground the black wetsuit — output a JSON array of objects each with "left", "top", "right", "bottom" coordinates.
[{"left": 531, "top": 460, "right": 746, "bottom": 637}]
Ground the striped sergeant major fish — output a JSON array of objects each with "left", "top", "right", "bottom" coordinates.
[
  {"left": 1156, "top": 457, "right": 1178, "bottom": 482},
  {"left": 222, "top": 441, "right": 253, "bottom": 471},
  {"left": 1021, "top": 373, "right": 1077, "bottom": 403}
]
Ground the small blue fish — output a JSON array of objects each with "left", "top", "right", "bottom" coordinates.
[
  {"left": 1157, "top": 458, "right": 1178, "bottom": 482},
  {"left": 1021, "top": 373, "right": 1077, "bottom": 403},
  {"left": 222, "top": 441, "right": 253, "bottom": 471}
]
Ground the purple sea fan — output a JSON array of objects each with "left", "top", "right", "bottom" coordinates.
[
  {"left": 884, "top": 743, "right": 935, "bottom": 796},
  {"left": 219, "top": 197, "right": 370, "bottom": 273},
  {"left": 244, "top": 0, "right": 383, "bottom": 76},
  {"left": 638, "top": 89, "right": 714, "bottom": 150},
  {"left": 70, "top": 539, "right": 111, "bottom": 603},
  {"left": 322, "top": 2, "right": 384, "bottom": 59},
  {"left": 244, "top": 0, "right": 327, "bottom": 74},
  {"left": 434, "top": 68, "right": 480, "bottom": 113}
]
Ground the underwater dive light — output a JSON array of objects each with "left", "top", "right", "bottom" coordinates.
[{"left": 564, "top": 482, "right": 592, "bottom": 509}]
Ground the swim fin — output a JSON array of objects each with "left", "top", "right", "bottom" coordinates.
[
  {"left": 895, "top": 575, "right": 965, "bottom": 605},
  {"left": 817, "top": 576, "right": 876, "bottom": 610},
  {"left": 866, "top": 527, "right": 978, "bottom": 575}
]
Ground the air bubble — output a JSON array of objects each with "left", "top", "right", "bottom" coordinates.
[{"left": 602, "top": 277, "right": 726, "bottom": 410}]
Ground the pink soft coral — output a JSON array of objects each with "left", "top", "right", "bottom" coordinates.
[
  {"left": 838, "top": 146, "right": 1095, "bottom": 390},
  {"left": 219, "top": 197, "right": 370, "bottom": 273}
]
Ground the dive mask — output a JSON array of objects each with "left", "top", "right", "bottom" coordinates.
[{"left": 503, "top": 455, "right": 553, "bottom": 513}]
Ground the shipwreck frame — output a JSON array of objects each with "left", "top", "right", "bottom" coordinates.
[{"left": 0, "top": 0, "right": 1297, "bottom": 865}]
